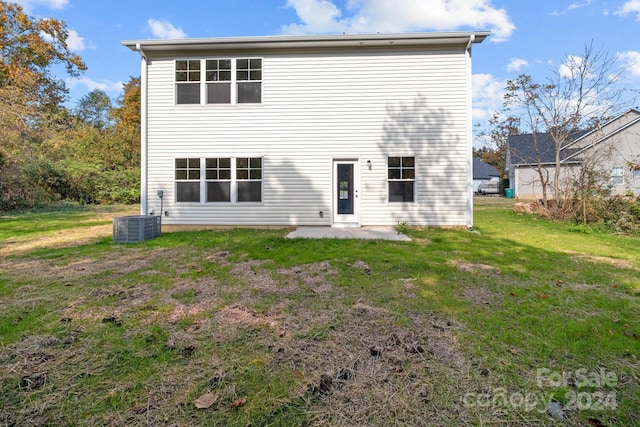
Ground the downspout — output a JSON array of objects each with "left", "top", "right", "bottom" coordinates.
[
  {"left": 136, "top": 43, "right": 148, "bottom": 216},
  {"left": 465, "top": 35, "right": 475, "bottom": 230}
]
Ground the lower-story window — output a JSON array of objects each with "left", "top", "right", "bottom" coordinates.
[
  {"left": 175, "top": 158, "right": 201, "bottom": 202},
  {"left": 206, "top": 157, "right": 232, "bottom": 202},
  {"left": 175, "top": 156, "right": 262, "bottom": 203},
  {"left": 236, "top": 157, "right": 262, "bottom": 202},
  {"left": 388, "top": 156, "right": 415, "bottom": 202}
]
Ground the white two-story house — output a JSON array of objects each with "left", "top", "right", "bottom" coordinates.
[{"left": 123, "top": 32, "right": 488, "bottom": 228}]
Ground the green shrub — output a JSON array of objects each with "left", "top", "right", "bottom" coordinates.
[{"left": 572, "top": 195, "right": 640, "bottom": 236}]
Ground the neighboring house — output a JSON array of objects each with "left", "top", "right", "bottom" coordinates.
[
  {"left": 507, "top": 108, "right": 640, "bottom": 199},
  {"left": 123, "top": 32, "right": 488, "bottom": 227},
  {"left": 472, "top": 157, "right": 500, "bottom": 193}
]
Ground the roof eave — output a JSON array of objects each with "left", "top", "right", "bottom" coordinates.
[{"left": 122, "top": 31, "right": 490, "bottom": 52}]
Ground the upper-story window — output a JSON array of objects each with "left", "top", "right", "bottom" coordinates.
[
  {"left": 206, "top": 59, "right": 231, "bottom": 104},
  {"left": 175, "top": 60, "right": 201, "bottom": 104},
  {"left": 236, "top": 58, "right": 262, "bottom": 104},
  {"left": 175, "top": 58, "right": 262, "bottom": 105}
]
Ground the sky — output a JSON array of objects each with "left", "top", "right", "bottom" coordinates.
[{"left": 13, "top": 0, "right": 640, "bottom": 136}]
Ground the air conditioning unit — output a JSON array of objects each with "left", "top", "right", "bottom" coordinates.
[{"left": 113, "top": 215, "right": 161, "bottom": 243}]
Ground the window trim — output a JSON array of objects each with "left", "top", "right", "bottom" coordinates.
[
  {"left": 205, "top": 157, "right": 232, "bottom": 203},
  {"left": 175, "top": 59, "right": 202, "bottom": 105},
  {"left": 236, "top": 157, "right": 263, "bottom": 202},
  {"left": 175, "top": 158, "right": 202, "bottom": 203},
  {"left": 387, "top": 156, "right": 416, "bottom": 203},
  {"left": 611, "top": 166, "right": 624, "bottom": 186},
  {"left": 174, "top": 57, "right": 263, "bottom": 106},
  {"left": 174, "top": 156, "right": 263, "bottom": 204}
]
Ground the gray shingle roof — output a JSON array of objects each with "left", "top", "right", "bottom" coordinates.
[
  {"left": 473, "top": 158, "right": 500, "bottom": 180},
  {"left": 508, "top": 131, "right": 588, "bottom": 166}
]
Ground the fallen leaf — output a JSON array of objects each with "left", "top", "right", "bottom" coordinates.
[
  {"left": 230, "top": 396, "right": 247, "bottom": 409},
  {"left": 194, "top": 392, "right": 219, "bottom": 409},
  {"left": 587, "top": 418, "right": 607, "bottom": 427},
  {"left": 293, "top": 370, "right": 303, "bottom": 378}
]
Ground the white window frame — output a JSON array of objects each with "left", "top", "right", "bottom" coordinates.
[
  {"left": 175, "top": 158, "right": 202, "bottom": 203},
  {"left": 387, "top": 156, "right": 416, "bottom": 203},
  {"left": 235, "top": 57, "right": 262, "bottom": 104},
  {"left": 235, "top": 157, "right": 263, "bottom": 202},
  {"left": 205, "top": 59, "right": 233, "bottom": 105},
  {"left": 611, "top": 166, "right": 624, "bottom": 186},
  {"left": 205, "top": 157, "right": 232, "bottom": 203},
  {"left": 174, "top": 58, "right": 263, "bottom": 106},
  {"left": 174, "top": 59, "right": 202, "bottom": 105},
  {"left": 174, "top": 156, "right": 263, "bottom": 204}
]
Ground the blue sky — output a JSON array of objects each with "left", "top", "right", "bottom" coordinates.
[{"left": 14, "top": 0, "right": 640, "bottom": 128}]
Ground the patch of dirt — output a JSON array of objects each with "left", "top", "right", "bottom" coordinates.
[
  {"left": 168, "top": 304, "right": 211, "bottom": 322},
  {"left": 347, "top": 260, "right": 371, "bottom": 274},
  {"left": 568, "top": 283, "right": 601, "bottom": 291},
  {"left": 268, "top": 300, "right": 468, "bottom": 425},
  {"left": 230, "top": 259, "right": 293, "bottom": 296},
  {"left": 216, "top": 304, "right": 283, "bottom": 335},
  {"left": 450, "top": 259, "right": 501, "bottom": 275},
  {"left": 564, "top": 251, "right": 639, "bottom": 271},
  {"left": 0, "top": 247, "right": 184, "bottom": 283},
  {"left": 461, "top": 286, "right": 496, "bottom": 307},
  {"left": 277, "top": 261, "right": 337, "bottom": 294}
]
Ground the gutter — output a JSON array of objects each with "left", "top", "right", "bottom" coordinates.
[
  {"left": 465, "top": 34, "right": 475, "bottom": 230},
  {"left": 135, "top": 43, "right": 149, "bottom": 216}
]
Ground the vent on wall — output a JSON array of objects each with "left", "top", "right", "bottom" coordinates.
[{"left": 113, "top": 215, "right": 161, "bottom": 243}]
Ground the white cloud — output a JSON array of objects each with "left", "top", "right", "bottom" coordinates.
[
  {"left": 281, "top": 0, "right": 349, "bottom": 33},
  {"left": 67, "top": 77, "right": 124, "bottom": 94},
  {"left": 147, "top": 18, "right": 187, "bottom": 39},
  {"left": 13, "top": 0, "right": 68, "bottom": 11},
  {"left": 615, "top": 0, "right": 640, "bottom": 20},
  {"left": 568, "top": 0, "right": 591, "bottom": 11},
  {"left": 282, "top": 0, "right": 516, "bottom": 42},
  {"left": 558, "top": 55, "right": 585, "bottom": 79},
  {"left": 472, "top": 73, "right": 504, "bottom": 121},
  {"left": 619, "top": 51, "right": 640, "bottom": 78},
  {"left": 507, "top": 58, "right": 528, "bottom": 72},
  {"left": 66, "top": 29, "right": 85, "bottom": 52}
]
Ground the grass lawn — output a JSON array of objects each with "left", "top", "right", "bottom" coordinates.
[{"left": 0, "top": 199, "right": 638, "bottom": 426}]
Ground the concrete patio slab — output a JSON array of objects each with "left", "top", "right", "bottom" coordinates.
[{"left": 286, "top": 226, "right": 411, "bottom": 241}]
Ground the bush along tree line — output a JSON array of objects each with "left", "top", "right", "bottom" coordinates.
[
  {"left": 0, "top": 1, "right": 140, "bottom": 211},
  {"left": 484, "top": 42, "right": 640, "bottom": 235}
]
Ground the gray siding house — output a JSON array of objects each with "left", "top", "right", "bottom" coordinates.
[
  {"left": 123, "top": 32, "right": 488, "bottom": 227},
  {"left": 507, "top": 109, "right": 640, "bottom": 199}
]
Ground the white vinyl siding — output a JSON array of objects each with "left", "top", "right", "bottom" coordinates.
[{"left": 146, "top": 47, "right": 470, "bottom": 226}]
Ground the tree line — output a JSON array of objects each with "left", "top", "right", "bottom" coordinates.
[{"left": 0, "top": 1, "right": 140, "bottom": 210}]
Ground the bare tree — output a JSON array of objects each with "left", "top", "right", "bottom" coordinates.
[{"left": 501, "top": 42, "right": 631, "bottom": 209}]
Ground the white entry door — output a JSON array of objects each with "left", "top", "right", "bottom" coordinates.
[{"left": 333, "top": 160, "right": 360, "bottom": 227}]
